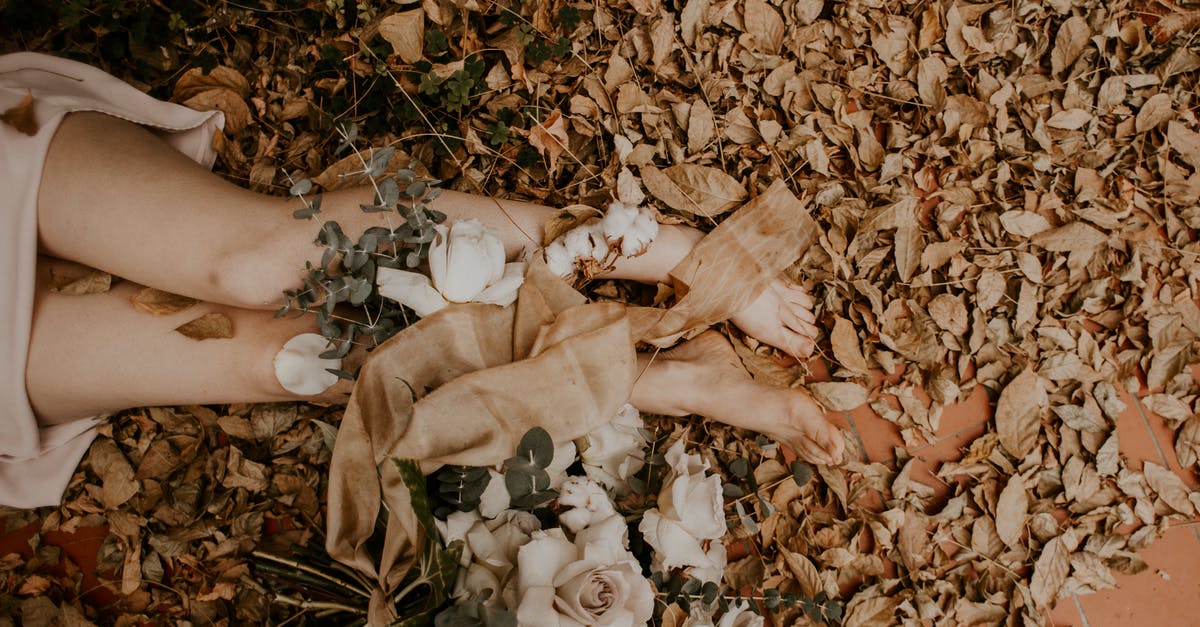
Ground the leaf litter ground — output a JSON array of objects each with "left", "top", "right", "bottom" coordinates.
[{"left": 3, "top": 0, "right": 1200, "bottom": 624}]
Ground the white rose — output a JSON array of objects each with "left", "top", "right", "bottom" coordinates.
[
  {"left": 447, "top": 510, "right": 541, "bottom": 609},
  {"left": 377, "top": 219, "right": 526, "bottom": 316},
  {"left": 637, "top": 438, "right": 727, "bottom": 580},
  {"left": 557, "top": 477, "right": 616, "bottom": 533},
  {"left": 580, "top": 404, "right": 647, "bottom": 494},
  {"left": 546, "top": 441, "right": 577, "bottom": 490},
  {"left": 716, "top": 601, "right": 764, "bottom": 627},
  {"left": 515, "top": 517, "right": 653, "bottom": 626}
]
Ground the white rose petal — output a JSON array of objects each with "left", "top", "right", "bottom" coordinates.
[
  {"left": 660, "top": 440, "right": 725, "bottom": 541},
  {"left": 516, "top": 526, "right": 653, "bottom": 627},
  {"left": 581, "top": 404, "right": 647, "bottom": 494},
  {"left": 557, "top": 477, "right": 617, "bottom": 533},
  {"left": 376, "top": 267, "right": 450, "bottom": 317},
  {"left": 431, "top": 220, "right": 507, "bottom": 303},
  {"left": 545, "top": 441, "right": 577, "bottom": 490},
  {"left": 638, "top": 510, "right": 713, "bottom": 571},
  {"left": 474, "top": 261, "right": 527, "bottom": 307},
  {"left": 478, "top": 469, "right": 510, "bottom": 519},
  {"left": 272, "top": 333, "right": 342, "bottom": 396}
]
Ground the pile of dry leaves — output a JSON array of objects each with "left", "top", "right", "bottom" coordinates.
[{"left": 3, "top": 0, "right": 1200, "bottom": 624}]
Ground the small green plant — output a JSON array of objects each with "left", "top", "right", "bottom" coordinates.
[{"left": 276, "top": 122, "right": 447, "bottom": 372}]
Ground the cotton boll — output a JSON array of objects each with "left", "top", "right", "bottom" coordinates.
[
  {"left": 544, "top": 240, "right": 576, "bottom": 279},
  {"left": 601, "top": 201, "right": 639, "bottom": 240},
  {"left": 563, "top": 225, "right": 596, "bottom": 261},
  {"left": 586, "top": 223, "right": 609, "bottom": 262},
  {"left": 621, "top": 208, "right": 659, "bottom": 256},
  {"left": 273, "top": 333, "right": 342, "bottom": 396}
]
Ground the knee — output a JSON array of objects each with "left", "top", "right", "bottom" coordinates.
[{"left": 209, "top": 244, "right": 298, "bottom": 310}]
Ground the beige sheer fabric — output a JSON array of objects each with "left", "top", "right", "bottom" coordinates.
[
  {"left": 0, "top": 52, "right": 223, "bottom": 508},
  {"left": 325, "top": 181, "right": 817, "bottom": 624}
]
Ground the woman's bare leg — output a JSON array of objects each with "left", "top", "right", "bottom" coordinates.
[
  {"left": 37, "top": 113, "right": 819, "bottom": 356},
  {"left": 630, "top": 332, "right": 845, "bottom": 465},
  {"left": 25, "top": 258, "right": 354, "bottom": 423},
  {"left": 28, "top": 258, "right": 836, "bottom": 466}
]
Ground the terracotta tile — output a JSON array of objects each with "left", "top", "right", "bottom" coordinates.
[
  {"left": 1131, "top": 395, "right": 1200, "bottom": 490},
  {"left": 845, "top": 403, "right": 902, "bottom": 464},
  {"left": 1065, "top": 524, "right": 1200, "bottom": 626},
  {"left": 1112, "top": 386, "right": 1169, "bottom": 474},
  {"left": 1047, "top": 595, "right": 1088, "bottom": 627}
]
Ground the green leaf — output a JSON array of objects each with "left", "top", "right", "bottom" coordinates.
[
  {"left": 730, "top": 457, "right": 749, "bottom": 478},
  {"left": 790, "top": 460, "right": 814, "bottom": 486},
  {"left": 515, "top": 427, "right": 554, "bottom": 468},
  {"left": 393, "top": 458, "right": 435, "bottom": 536},
  {"left": 368, "top": 146, "right": 396, "bottom": 177},
  {"left": 289, "top": 178, "right": 313, "bottom": 196}
]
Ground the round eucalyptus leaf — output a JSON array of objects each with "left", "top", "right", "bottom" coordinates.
[{"left": 515, "top": 427, "right": 554, "bottom": 468}]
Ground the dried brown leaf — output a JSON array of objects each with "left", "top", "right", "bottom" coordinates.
[
  {"left": 1135, "top": 93, "right": 1175, "bottom": 133},
  {"left": 995, "top": 475, "right": 1027, "bottom": 549},
  {"left": 1143, "top": 461, "right": 1195, "bottom": 515},
  {"left": 183, "top": 87, "right": 252, "bottom": 134},
  {"left": 89, "top": 439, "right": 139, "bottom": 509},
  {"left": 1031, "top": 221, "right": 1107, "bottom": 252},
  {"left": 780, "top": 548, "right": 823, "bottom": 598},
  {"left": 687, "top": 99, "right": 715, "bottom": 153},
  {"left": 641, "top": 164, "right": 747, "bottom": 217},
  {"left": 528, "top": 110, "right": 570, "bottom": 174},
  {"left": 50, "top": 269, "right": 112, "bottom": 295},
  {"left": 1050, "top": 15, "right": 1090, "bottom": 76},
  {"left": 743, "top": 0, "right": 784, "bottom": 54},
  {"left": 830, "top": 316, "right": 871, "bottom": 374},
  {"left": 1030, "top": 535, "right": 1070, "bottom": 608},
  {"left": 998, "top": 210, "right": 1051, "bottom": 238},
  {"left": 173, "top": 65, "right": 250, "bottom": 100},
  {"left": 1176, "top": 417, "right": 1200, "bottom": 469},
  {"left": 175, "top": 312, "right": 234, "bottom": 340},
  {"left": 379, "top": 9, "right": 425, "bottom": 64},
  {"left": 995, "top": 367, "right": 1046, "bottom": 459},
  {"left": 842, "top": 589, "right": 898, "bottom": 626},
  {"left": 1168, "top": 120, "right": 1200, "bottom": 169},
  {"left": 1, "top": 90, "right": 38, "bottom": 136},
  {"left": 808, "top": 381, "right": 869, "bottom": 411},
  {"left": 542, "top": 205, "right": 601, "bottom": 245},
  {"left": 130, "top": 288, "right": 198, "bottom": 316}
]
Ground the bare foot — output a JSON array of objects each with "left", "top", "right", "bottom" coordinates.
[
  {"left": 633, "top": 332, "right": 845, "bottom": 465},
  {"left": 729, "top": 278, "right": 820, "bottom": 359}
]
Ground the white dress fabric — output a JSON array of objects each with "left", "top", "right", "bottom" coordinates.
[{"left": 0, "top": 52, "right": 223, "bottom": 508}]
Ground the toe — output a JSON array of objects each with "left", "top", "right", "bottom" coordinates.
[{"left": 787, "top": 330, "right": 815, "bottom": 359}]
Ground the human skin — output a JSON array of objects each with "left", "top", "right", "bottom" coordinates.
[{"left": 25, "top": 112, "right": 843, "bottom": 464}]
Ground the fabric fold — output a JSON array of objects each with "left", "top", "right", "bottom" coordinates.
[{"left": 324, "top": 180, "right": 820, "bottom": 625}]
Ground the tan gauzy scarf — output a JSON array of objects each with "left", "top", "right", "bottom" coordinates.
[{"left": 325, "top": 181, "right": 818, "bottom": 623}]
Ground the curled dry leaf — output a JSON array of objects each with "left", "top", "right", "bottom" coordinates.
[
  {"left": 50, "top": 269, "right": 112, "bottom": 295},
  {"left": 641, "top": 163, "right": 747, "bottom": 217},
  {"left": 172, "top": 65, "right": 250, "bottom": 100},
  {"left": 130, "top": 288, "right": 198, "bottom": 316},
  {"left": 808, "top": 381, "right": 869, "bottom": 411},
  {"left": 183, "top": 88, "right": 252, "bottom": 134},
  {"left": 175, "top": 312, "right": 234, "bottom": 340},
  {"left": 528, "top": 110, "right": 570, "bottom": 174},
  {"left": 1, "top": 90, "right": 38, "bottom": 136},
  {"left": 995, "top": 367, "right": 1046, "bottom": 459}
]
